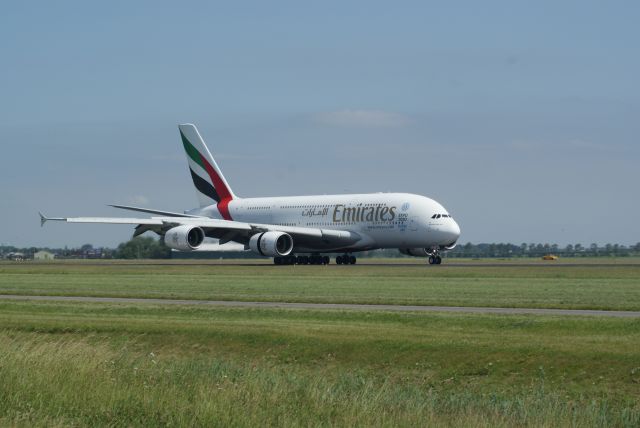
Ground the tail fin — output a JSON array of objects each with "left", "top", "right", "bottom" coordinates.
[{"left": 178, "top": 124, "right": 236, "bottom": 219}]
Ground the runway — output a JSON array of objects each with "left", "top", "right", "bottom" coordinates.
[{"left": 1, "top": 294, "right": 639, "bottom": 318}]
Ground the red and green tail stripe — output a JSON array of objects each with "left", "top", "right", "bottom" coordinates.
[{"left": 180, "top": 130, "right": 233, "bottom": 220}]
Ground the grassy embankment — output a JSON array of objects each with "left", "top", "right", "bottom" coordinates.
[
  {"left": 0, "top": 300, "right": 639, "bottom": 426},
  {"left": 1, "top": 261, "right": 639, "bottom": 310}
]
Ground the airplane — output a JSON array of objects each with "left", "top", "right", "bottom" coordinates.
[{"left": 40, "top": 124, "right": 461, "bottom": 265}]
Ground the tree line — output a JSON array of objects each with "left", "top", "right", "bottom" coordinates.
[
  {"left": 1, "top": 237, "right": 171, "bottom": 260},
  {"left": 447, "top": 242, "right": 640, "bottom": 258}
]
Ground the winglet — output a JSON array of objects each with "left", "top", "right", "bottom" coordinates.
[
  {"left": 39, "top": 212, "right": 66, "bottom": 227},
  {"left": 39, "top": 212, "right": 48, "bottom": 227}
]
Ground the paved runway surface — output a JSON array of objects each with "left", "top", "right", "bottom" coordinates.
[{"left": 1, "top": 294, "right": 639, "bottom": 317}]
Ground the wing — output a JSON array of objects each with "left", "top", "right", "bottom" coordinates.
[{"left": 39, "top": 212, "right": 362, "bottom": 249}]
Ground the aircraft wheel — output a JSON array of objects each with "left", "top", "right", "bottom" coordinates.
[
  {"left": 323, "top": 256, "right": 330, "bottom": 265},
  {"left": 274, "top": 257, "right": 281, "bottom": 265},
  {"left": 428, "top": 256, "right": 435, "bottom": 265},
  {"left": 435, "top": 256, "right": 442, "bottom": 264},
  {"left": 336, "top": 256, "right": 343, "bottom": 265},
  {"left": 349, "top": 256, "right": 356, "bottom": 265}
]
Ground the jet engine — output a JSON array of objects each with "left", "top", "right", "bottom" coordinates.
[
  {"left": 249, "top": 231, "right": 294, "bottom": 257},
  {"left": 164, "top": 225, "right": 205, "bottom": 251},
  {"left": 399, "top": 248, "right": 430, "bottom": 257}
]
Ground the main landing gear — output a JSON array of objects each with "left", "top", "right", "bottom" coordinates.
[
  {"left": 274, "top": 255, "right": 330, "bottom": 265},
  {"left": 336, "top": 254, "right": 356, "bottom": 265},
  {"left": 273, "top": 254, "right": 356, "bottom": 265}
]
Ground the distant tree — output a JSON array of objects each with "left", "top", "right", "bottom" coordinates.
[
  {"left": 489, "top": 243, "right": 497, "bottom": 257},
  {"left": 462, "top": 242, "right": 473, "bottom": 257},
  {"left": 114, "top": 237, "right": 171, "bottom": 259},
  {"left": 80, "top": 244, "right": 93, "bottom": 252}
]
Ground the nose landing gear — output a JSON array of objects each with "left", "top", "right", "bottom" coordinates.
[
  {"left": 428, "top": 248, "right": 443, "bottom": 265},
  {"left": 428, "top": 255, "right": 442, "bottom": 265}
]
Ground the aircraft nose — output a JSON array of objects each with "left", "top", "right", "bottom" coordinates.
[
  {"left": 452, "top": 220, "right": 461, "bottom": 239},
  {"left": 445, "top": 220, "right": 461, "bottom": 245}
]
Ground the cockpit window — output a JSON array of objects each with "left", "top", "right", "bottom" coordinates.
[{"left": 431, "top": 213, "right": 453, "bottom": 219}]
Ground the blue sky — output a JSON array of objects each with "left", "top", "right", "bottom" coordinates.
[{"left": 1, "top": 1, "right": 638, "bottom": 247}]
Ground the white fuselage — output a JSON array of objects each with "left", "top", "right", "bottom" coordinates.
[{"left": 189, "top": 193, "right": 460, "bottom": 253}]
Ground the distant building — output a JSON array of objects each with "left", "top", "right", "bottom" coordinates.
[
  {"left": 34, "top": 250, "right": 55, "bottom": 260},
  {"left": 84, "top": 248, "right": 104, "bottom": 259}
]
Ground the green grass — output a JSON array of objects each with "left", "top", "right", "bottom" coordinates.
[
  {"left": 1, "top": 260, "right": 639, "bottom": 426},
  {"left": 1, "top": 260, "right": 639, "bottom": 310},
  {"left": 0, "top": 300, "right": 639, "bottom": 426}
]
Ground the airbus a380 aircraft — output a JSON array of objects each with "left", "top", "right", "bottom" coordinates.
[{"left": 41, "top": 124, "right": 460, "bottom": 265}]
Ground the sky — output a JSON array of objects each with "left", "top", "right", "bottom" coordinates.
[{"left": 1, "top": 1, "right": 638, "bottom": 248}]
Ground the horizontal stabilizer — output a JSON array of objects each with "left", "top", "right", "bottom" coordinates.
[{"left": 109, "top": 205, "right": 200, "bottom": 218}]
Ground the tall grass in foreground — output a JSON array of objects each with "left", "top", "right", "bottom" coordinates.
[{"left": 0, "top": 332, "right": 637, "bottom": 427}]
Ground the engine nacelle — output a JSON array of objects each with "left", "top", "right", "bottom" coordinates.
[
  {"left": 249, "top": 231, "right": 294, "bottom": 257},
  {"left": 164, "top": 225, "right": 205, "bottom": 251},
  {"left": 399, "top": 248, "right": 431, "bottom": 257}
]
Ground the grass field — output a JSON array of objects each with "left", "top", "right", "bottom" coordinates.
[
  {"left": 0, "top": 260, "right": 639, "bottom": 426},
  {"left": 1, "top": 259, "right": 639, "bottom": 310}
]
